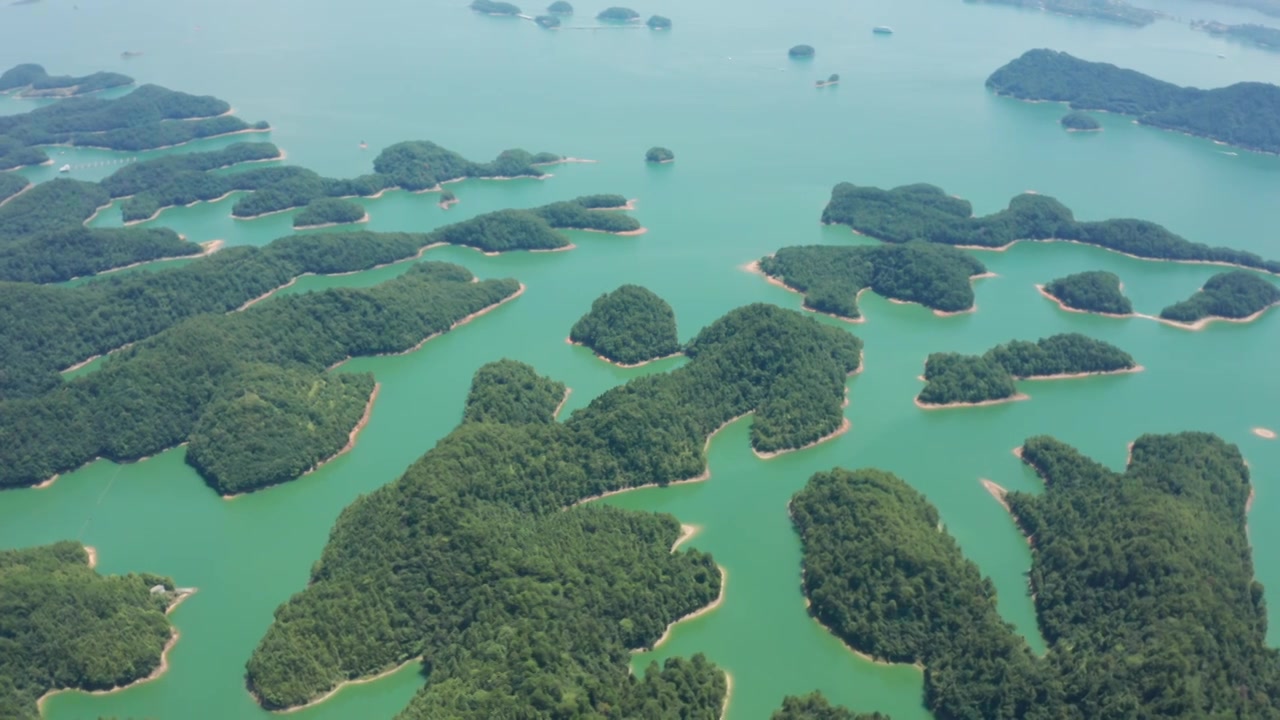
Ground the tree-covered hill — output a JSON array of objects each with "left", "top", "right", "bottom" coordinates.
[
  {"left": 462, "top": 359, "right": 567, "bottom": 425},
  {"left": 245, "top": 305, "right": 862, "bottom": 715},
  {"left": 569, "top": 284, "right": 681, "bottom": 365},
  {"left": 821, "top": 181, "right": 1280, "bottom": 273},
  {"left": 0, "top": 541, "right": 184, "bottom": 720},
  {"left": 756, "top": 243, "right": 988, "bottom": 319},
  {"left": 0, "top": 262, "right": 522, "bottom": 490},
  {"left": 1159, "top": 270, "right": 1280, "bottom": 324},
  {"left": 0, "top": 63, "right": 133, "bottom": 98},
  {"left": 987, "top": 49, "right": 1280, "bottom": 154},
  {"left": 1042, "top": 270, "right": 1132, "bottom": 315},
  {"left": 790, "top": 433, "right": 1280, "bottom": 717},
  {"left": 772, "top": 693, "right": 890, "bottom": 720},
  {"left": 293, "top": 197, "right": 366, "bottom": 228}
]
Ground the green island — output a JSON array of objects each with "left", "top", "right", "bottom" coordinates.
[
  {"left": 772, "top": 693, "right": 889, "bottom": 720},
  {"left": 1193, "top": 20, "right": 1280, "bottom": 51},
  {"left": 986, "top": 49, "right": 1280, "bottom": 154},
  {"left": 0, "top": 178, "right": 203, "bottom": 284},
  {"left": 821, "top": 181, "right": 1280, "bottom": 273},
  {"left": 792, "top": 432, "right": 1279, "bottom": 717},
  {"left": 1041, "top": 270, "right": 1133, "bottom": 315},
  {"left": 1158, "top": 270, "right": 1280, "bottom": 326},
  {"left": 0, "top": 62, "right": 134, "bottom": 98},
  {"left": 461, "top": 359, "right": 567, "bottom": 425},
  {"left": 969, "top": 0, "right": 1155, "bottom": 26},
  {"left": 244, "top": 304, "right": 860, "bottom": 714},
  {"left": 438, "top": 189, "right": 457, "bottom": 208},
  {"left": 917, "top": 333, "right": 1137, "bottom": 407},
  {"left": 0, "top": 196, "right": 637, "bottom": 400},
  {"left": 753, "top": 243, "right": 989, "bottom": 320},
  {"left": 816, "top": 73, "right": 840, "bottom": 88},
  {"left": 292, "top": 197, "right": 367, "bottom": 228},
  {"left": 789, "top": 44, "right": 816, "bottom": 58},
  {"left": 470, "top": 0, "right": 522, "bottom": 15},
  {"left": 647, "top": 14, "right": 672, "bottom": 29},
  {"left": 535, "top": 14, "right": 561, "bottom": 28},
  {"left": 0, "top": 541, "right": 189, "bottom": 720},
  {"left": 548, "top": 0, "right": 573, "bottom": 13},
  {"left": 568, "top": 284, "right": 681, "bottom": 366},
  {"left": 0, "top": 83, "right": 268, "bottom": 170},
  {"left": 598, "top": 6, "right": 640, "bottom": 21},
  {"left": 187, "top": 369, "right": 377, "bottom": 495},
  {"left": 1059, "top": 110, "right": 1100, "bottom": 131},
  {"left": 646, "top": 146, "right": 675, "bottom": 163},
  {"left": 0, "top": 262, "right": 522, "bottom": 493}
]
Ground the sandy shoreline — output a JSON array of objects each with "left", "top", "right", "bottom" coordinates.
[
  {"left": 754, "top": 418, "right": 851, "bottom": 459},
  {"left": 981, "top": 479, "right": 1011, "bottom": 513},
  {"left": 294, "top": 212, "right": 370, "bottom": 231},
  {"left": 0, "top": 182, "right": 33, "bottom": 208},
  {"left": 1017, "top": 364, "right": 1144, "bottom": 381},
  {"left": 673, "top": 523, "right": 701, "bottom": 551},
  {"left": 915, "top": 393, "right": 1030, "bottom": 410},
  {"left": 439, "top": 197, "right": 459, "bottom": 210},
  {"left": 1035, "top": 284, "right": 1134, "bottom": 319},
  {"left": 1254, "top": 427, "right": 1277, "bottom": 440},
  {"left": 553, "top": 387, "right": 572, "bottom": 421},
  {"left": 1135, "top": 302, "right": 1279, "bottom": 331},
  {"left": 642, "top": 565, "right": 727, "bottom": 652},
  {"left": 270, "top": 657, "right": 422, "bottom": 714},
  {"left": 720, "top": 671, "right": 733, "bottom": 720},
  {"left": 743, "top": 259, "right": 867, "bottom": 324},
  {"left": 564, "top": 337, "right": 683, "bottom": 368},
  {"left": 85, "top": 545, "right": 98, "bottom": 568},
  {"left": 575, "top": 226, "right": 648, "bottom": 237}
]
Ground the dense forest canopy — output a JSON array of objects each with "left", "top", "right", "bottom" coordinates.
[
  {"left": 919, "top": 333, "right": 1136, "bottom": 405},
  {"left": 1042, "top": 270, "right": 1132, "bottom": 314},
  {"left": 0, "top": 262, "right": 522, "bottom": 491},
  {"left": 792, "top": 433, "right": 1280, "bottom": 717},
  {"left": 246, "top": 305, "right": 860, "bottom": 715},
  {"left": 598, "top": 6, "right": 640, "bottom": 20},
  {"left": 548, "top": 0, "right": 574, "bottom": 13},
  {"left": 789, "top": 44, "right": 816, "bottom": 57},
  {"left": 1158, "top": 270, "right": 1280, "bottom": 322},
  {"left": 772, "top": 693, "right": 890, "bottom": 720},
  {"left": 757, "top": 243, "right": 988, "bottom": 319},
  {"left": 645, "top": 146, "right": 674, "bottom": 163},
  {"left": 569, "top": 284, "right": 681, "bottom": 365},
  {"left": 987, "top": 49, "right": 1280, "bottom": 153},
  {"left": 821, "top": 181, "right": 1280, "bottom": 273},
  {"left": 0, "top": 172, "right": 31, "bottom": 205},
  {"left": 0, "top": 63, "right": 133, "bottom": 97},
  {"left": 0, "top": 542, "right": 180, "bottom": 720},
  {"left": 101, "top": 141, "right": 282, "bottom": 198},
  {"left": 462, "top": 359, "right": 567, "bottom": 425},
  {"left": 293, "top": 197, "right": 367, "bottom": 228},
  {"left": 1059, "top": 110, "right": 1100, "bottom": 130}
]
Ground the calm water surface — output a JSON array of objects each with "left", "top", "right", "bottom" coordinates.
[{"left": 2, "top": 0, "right": 1278, "bottom": 718}]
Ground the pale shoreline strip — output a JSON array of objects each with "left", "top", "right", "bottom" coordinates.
[
  {"left": 742, "top": 259, "right": 866, "bottom": 324},
  {"left": 1035, "top": 284, "right": 1133, "bottom": 319},
  {"left": 640, "top": 565, "right": 727, "bottom": 652},
  {"left": 294, "top": 212, "right": 370, "bottom": 231},
  {"left": 945, "top": 235, "right": 1280, "bottom": 276},
  {"left": 1017, "top": 364, "right": 1144, "bottom": 381},
  {"left": 85, "top": 545, "right": 98, "bottom": 569},
  {"left": 0, "top": 182, "right": 33, "bottom": 208},
  {"left": 268, "top": 657, "right": 422, "bottom": 715},
  {"left": 565, "top": 337, "right": 683, "bottom": 368},
  {"left": 553, "top": 387, "right": 572, "bottom": 421},
  {"left": 915, "top": 394, "right": 1030, "bottom": 410},
  {"left": 754, "top": 418, "right": 851, "bottom": 459},
  {"left": 673, "top": 523, "right": 701, "bottom": 551},
  {"left": 1134, "top": 302, "right": 1279, "bottom": 331}
]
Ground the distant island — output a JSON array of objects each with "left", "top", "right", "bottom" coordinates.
[
  {"left": 917, "top": 333, "right": 1137, "bottom": 407},
  {"left": 569, "top": 284, "right": 681, "bottom": 366},
  {"left": 1041, "top": 270, "right": 1133, "bottom": 315},
  {"left": 548, "top": 0, "right": 573, "bottom": 13},
  {"left": 791, "top": 431, "right": 1272, "bottom": 718},
  {"left": 598, "top": 6, "right": 639, "bottom": 21},
  {"left": 535, "top": 14, "right": 561, "bottom": 28},
  {"left": 821, "top": 182, "right": 1280, "bottom": 274},
  {"left": 1193, "top": 20, "right": 1280, "bottom": 51},
  {"left": 293, "top": 198, "right": 368, "bottom": 229},
  {"left": 470, "top": 0, "right": 521, "bottom": 15},
  {"left": 987, "top": 49, "right": 1280, "bottom": 155},
  {"left": 647, "top": 14, "right": 672, "bottom": 29},
  {"left": 0, "top": 62, "right": 133, "bottom": 98},
  {"left": 789, "top": 44, "right": 816, "bottom": 58},
  {"left": 1, "top": 542, "right": 189, "bottom": 720},
  {"left": 646, "top": 146, "right": 675, "bottom": 163},
  {"left": 1060, "top": 110, "right": 1101, "bottom": 131},
  {"left": 816, "top": 73, "right": 840, "bottom": 88},
  {"left": 969, "top": 0, "right": 1156, "bottom": 26},
  {"left": 753, "top": 243, "right": 989, "bottom": 320},
  {"left": 1158, "top": 270, "right": 1280, "bottom": 326},
  {"left": 439, "top": 189, "right": 458, "bottom": 209}
]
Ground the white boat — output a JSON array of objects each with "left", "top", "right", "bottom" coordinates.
[{"left": 58, "top": 164, "right": 71, "bottom": 173}]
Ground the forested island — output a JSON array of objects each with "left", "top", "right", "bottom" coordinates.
[
  {"left": 917, "top": 333, "right": 1137, "bottom": 407},
  {"left": 647, "top": 15, "right": 672, "bottom": 29},
  {"left": 0, "top": 63, "right": 133, "bottom": 98},
  {"left": 969, "top": 0, "right": 1156, "bottom": 25},
  {"left": 245, "top": 304, "right": 860, "bottom": 715},
  {"left": 1059, "top": 110, "right": 1100, "bottom": 131},
  {"left": 1041, "top": 270, "right": 1133, "bottom": 315},
  {"left": 569, "top": 284, "right": 681, "bottom": 366},
  {"left": 792, "top": 432, "right": 1279, "bottom": 717},
  {"left": 293, "top": 198, "right": 367, "bottom": 228},
  {"left": 598, "top": 6, "right": 640, "bottom": 21},
  {"left": 0, "top": 196, "right": 638, "bottom": 401},
  {"left": 0, "top": 262, "right": 523, "bottom": 491},
  {"left": 986, "top": 49, "right": 1280, "bottom": 154},
  {"left": 0, "top": 83, "right": 267, "bottom": 170},
  {"left": 816, "top": 73, "right": 840, "bottom": 88},
  {"left": 1192, "top": 20, "right": 1280, "bottom": 51},
  {"left": 0, "top": 541, "right": 187, "bottom": 720},
  {"left": 753, "top": 243, "right": 989, "bottom": 320},
  {"left": 470, "top": 0, "right": 521, "bottom": 15},
  {"left": 548, "top": 0, "right": 573, "bottom": 13},
  {"left": 1158, "top": 270, "right": 1280, "bottom": 325},
  {"left": 646, "top": 146, "right": 675, "bottom": 163},
  {"left": 535, "top": 14, "right": 561, "bottom": 28},
  {"left": 821, "top": 182, "right": 1280, "bottom": 273},
  {"left": 789, "top": 44, "right": 816, "bottom": 58}
]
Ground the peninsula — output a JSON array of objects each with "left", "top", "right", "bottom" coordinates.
[
  {"left": 0, "top": 62, "right": 133, "bottom": 98},
  {"left": 1192, "top": 20, "right": 1280, "bottom": 51},
  {"left": 820, "top": 181, "right": 1280, "bottom": 273},
  {"left": 987, "top": 49, "right": 1280, "bottom": 154},
  {"left": 245, "top": 305, "right": 860, "bottom": 716},
  {"left": 569, "top": 284, "right": 681, "bottom": 366},
  {"left": 1041, "top": 270, "right": 1133, "bottom": 315},
  {"left": 1158, "top": 270, "right": 1280, "bottom": 326}
]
